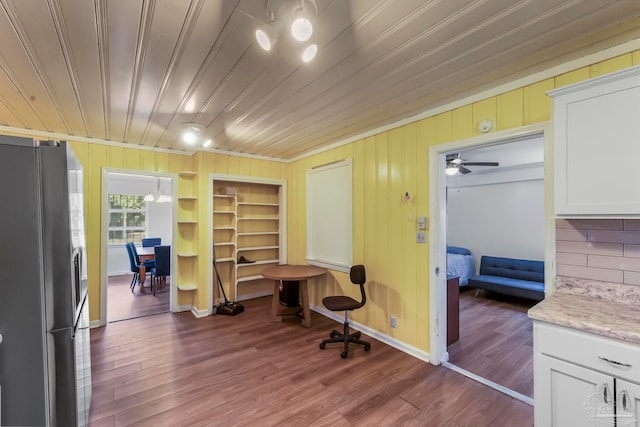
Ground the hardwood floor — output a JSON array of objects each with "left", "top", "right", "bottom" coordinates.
[
  {"left": 90, "top": 296, "right": 533, "bottom": 426},
  {"left": 447, "top": 288, "right": 536, "bottom": 398},
  {"left": 107, "top": 274, "right": 169, "bottom": 323}
]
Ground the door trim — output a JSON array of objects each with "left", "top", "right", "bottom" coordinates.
[{"left": 428, "top": 122, "right": 553, "bottom": 365}]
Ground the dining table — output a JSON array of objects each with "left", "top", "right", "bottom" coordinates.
[
  {"left": 261, "top": 264, "right": 328, "bottom": 327},
  {"left": 137, "top": 246, "right": 155, "bottom": 286}
]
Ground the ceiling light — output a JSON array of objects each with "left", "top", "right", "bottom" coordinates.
[
  {"left": 181, "top": 123, "right": 212, "bottom": 148},
  {"left": 445, "top": 163, "right": 459, "bottom": 176},
  {"left": 291, "top": 14, "right": 312, "bottom": 41},
  {"left": 301, "top": 44, "right": 317, "bottom": 62},
  {"left": 252, "top": 0, "right": 319, "bottom": 63},
  {"left": 145, "top": 178, "right": 172, "bottom": 203},
  {"left": 256, "top": 27, "right": 276, "bottom": 51}
]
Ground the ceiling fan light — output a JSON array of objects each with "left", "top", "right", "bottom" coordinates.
[
  {"left": 301, "top": 44, "right": 317, "bottom": 62},
  {"left": 445, "top": 165, "right": 459, "bottom": 176},
  {"left": 291, "top": 16, "right": 312, "bottom": 41},
  {"left": 202, "top": 138, "right": 212, "bottom": 148}
]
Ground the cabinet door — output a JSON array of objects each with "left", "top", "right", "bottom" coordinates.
[
  {"left": 552, "top": 67, "right": 640, "bottom": 215},
  {"left": 617, "top": 379, "right": 640, "bottom": 426},
  {"left": 535, "top": 354, "right": 613, "bottom": 427}
]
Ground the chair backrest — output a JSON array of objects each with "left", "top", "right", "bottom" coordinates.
[
  {"left": 154, "top": 245, "right": 171, "bottom": 276},
  {"left": 350, "top": 264, "right": 367, "bottom": 306},
  {"left": 129, "top": 243, "right": 141, "bottom": 263},
  {"left": 142, "top": 237, "right": 161, "bottom": 247},
  {"left": 125, "top": 242, "right": 139, "bottom": 272}
]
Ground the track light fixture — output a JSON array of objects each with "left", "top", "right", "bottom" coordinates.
[{"left": 254, "top": 0, "right": 319, "bottom": 63}]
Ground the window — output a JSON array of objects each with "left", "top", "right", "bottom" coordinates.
[
  {"left": 306, "top": 159, "right": 352, "bottom": 272},
  {"left": 108, "top": 194, "right": 146, "bottom": 244}
]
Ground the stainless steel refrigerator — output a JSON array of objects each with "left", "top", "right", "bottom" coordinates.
[{"left": 0, "top": 136, "right": 91, "bottom": 426}]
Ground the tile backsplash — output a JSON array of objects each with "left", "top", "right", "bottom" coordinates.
[{"left": 557, "top": 219, "right": 640, "bottom": 285}]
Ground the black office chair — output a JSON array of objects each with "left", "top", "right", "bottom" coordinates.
[
  {"left": 150, "top": 245, "right": 170, "bottom": 296},
  {"left": 319, "top": 265, "right": 371, "bottom": 358}
]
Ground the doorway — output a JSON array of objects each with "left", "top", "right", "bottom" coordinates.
[
  {"left": 100, "top": 169, "right": 178, "bottom": 325},
  {"left": 428, "top": 123, "right": 553, "bottom": 404}
]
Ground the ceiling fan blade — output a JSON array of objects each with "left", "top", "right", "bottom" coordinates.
[
  {"left": 460, "top": 162, "right": 499, "bottom": 167},
  {"left": 458, "top": 166, "right": 472, "bottom": 174}
]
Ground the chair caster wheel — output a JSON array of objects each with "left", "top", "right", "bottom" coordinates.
[
  {"left": 341, "top": 351, "right": 348, "bottom": 359},
  {"left": 319, "top": 342, "right": 325, "bottom": 350},
  {"left": 364, "top": 344, "right": 371, "bottom": 351}
]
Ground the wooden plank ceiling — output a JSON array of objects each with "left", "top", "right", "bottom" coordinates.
[{"left": 1, "top": 0, "right": 640, "bottom": 160}]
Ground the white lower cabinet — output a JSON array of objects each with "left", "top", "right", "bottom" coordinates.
[{"left": 534, "top": 322, "right": 640, "bottom": 426}]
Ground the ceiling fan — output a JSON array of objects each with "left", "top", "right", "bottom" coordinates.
[{"left": 445, "top": 153, "right": 499, "bottom": 175}]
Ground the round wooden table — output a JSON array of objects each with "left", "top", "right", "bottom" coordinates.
[{"left": 262, "top": 265, "right": 328, "bottom": 327}]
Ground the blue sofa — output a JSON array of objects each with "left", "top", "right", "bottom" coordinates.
[{"left": 467, "top": 256, "right": 545, "bottom": 301}]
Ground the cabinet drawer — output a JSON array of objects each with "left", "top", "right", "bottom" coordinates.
[{"left": 535, "top": 322, "right": 640, "bottom": 383}]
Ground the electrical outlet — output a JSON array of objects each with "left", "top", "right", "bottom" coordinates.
[
  {"left": 391, "top": 316, "right": 397, "bottom": 328},
  {"left": 416, "top": 231, "right": 426, "bottom": 243}
]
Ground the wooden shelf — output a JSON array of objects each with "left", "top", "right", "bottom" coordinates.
[
  {"left": 215, "top": 257, "right": 235, "bottom": 263},
  {"left": 213, "top": 210, "right": 235, "bottom": 214},
  {"left": 178, "top": 196, "right": 197, "bottom": 201},
  {"left": 237, "top": 231, "right": 278, "bottom": 236},
  {"left": 179, "top": 171, "right": 197, "bottom": 177},
  {"left": 237, "top": 274, "right": 267, "bottom": 283},
  {"left": 237, "top": 217, "right": 279, "bottom": 221},
  {"left": 177, "top": 252, "right": 197, "bottom": 257},
  {"left": 237, "top": 202, "right": 278, "bottom": 207},
  {"left": 238, "top": 245, "right": 279, "bottom": 252},
  {"left": 213, "top": 227, "right": 235, "bottom": 231},
  {"left": 178, "top": 283, "right": 197, "bottom": 291},
  {"left": 178, "top": 220, "right": 197, "bottom": 224},
  {"left": 213, "top": 194, "right": 235, "bottom": 199},
  {"left": 214, "top": 241, "right": 235, "bottom": 247},
  {"left": 237, "top": 259, "right": 279, "bottom": 267}
]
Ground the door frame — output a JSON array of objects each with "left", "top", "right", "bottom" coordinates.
[
  {"left": 99, "top": 167, "right": 178, "bottom": 326},
  {"left": 428, "top": 122, "right": 554, "bottom": 365}
]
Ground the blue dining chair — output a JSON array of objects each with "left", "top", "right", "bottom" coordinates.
[
  {"left": 125, "top": 242, "right": 140, "bottom": 291},
  {"left": 142, "top": 237, "right": 161, "bottom": 247},
  {"left": 150, "top": 245, "right": 170, "bottom": 296}
]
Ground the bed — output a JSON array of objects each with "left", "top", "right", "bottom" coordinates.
[{"left": 447, "top": 246, "right": 475, "bottom": 286}]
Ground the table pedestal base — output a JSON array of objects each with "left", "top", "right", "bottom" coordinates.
[{"left": 270, "top": 279, "right": 311, "bottom": 327}]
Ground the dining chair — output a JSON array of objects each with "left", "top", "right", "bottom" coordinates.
[
  {"left": 142, "top": 237, "right": 161, "bottom": 247},
  {"left": 125, "top": 242, "right": 140, "bottom": 291},
  {"left": 150, "top": 245, "right": 170, "bottom": 296},
  {"left": 319, "top": 265, "right": 371, "bottom": 358},
  {"left": 130, "top": 243, "right": 155, "bottom": 269}
]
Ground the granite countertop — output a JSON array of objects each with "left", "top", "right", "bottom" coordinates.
[{"left": 528, "top": 276, "right": 640, "bottom": 345}]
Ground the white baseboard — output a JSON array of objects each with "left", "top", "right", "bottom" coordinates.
[
  {"left": 191, "top": 306, "right": 210, "bottom": 318},
  {"left": 89, "top": 320, "right": 102, "bottom": 329},
  {"left": 310, "top": 304, "right": 431, "bottom": 363},
  {"left": 443, "top": 362, "right": 534, "bottom": 406}
]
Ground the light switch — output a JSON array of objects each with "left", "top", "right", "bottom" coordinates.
[
  {"left": 416, "top": 232, "right": 427, "bottom": 243},
  {"left": 417, "top": 216, "right": 427, "bottom": 230}
]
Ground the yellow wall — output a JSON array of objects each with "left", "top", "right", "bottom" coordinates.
[
  {"left": 53, "top": 142, "right": 286, "bottom": 322},
  {"left": 287, "top": 51, "right": 640, "bottom": 352},
  {"left": 3, "top": 49, "right": 638, "bottom": 343}
]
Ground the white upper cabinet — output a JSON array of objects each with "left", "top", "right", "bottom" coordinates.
[{"left": 550, "top": 66, "right": 640, "bottom": 216}]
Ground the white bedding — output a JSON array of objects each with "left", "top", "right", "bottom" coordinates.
[{"left": 446, "top": 252, "right": 475, "bottom": 286}]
